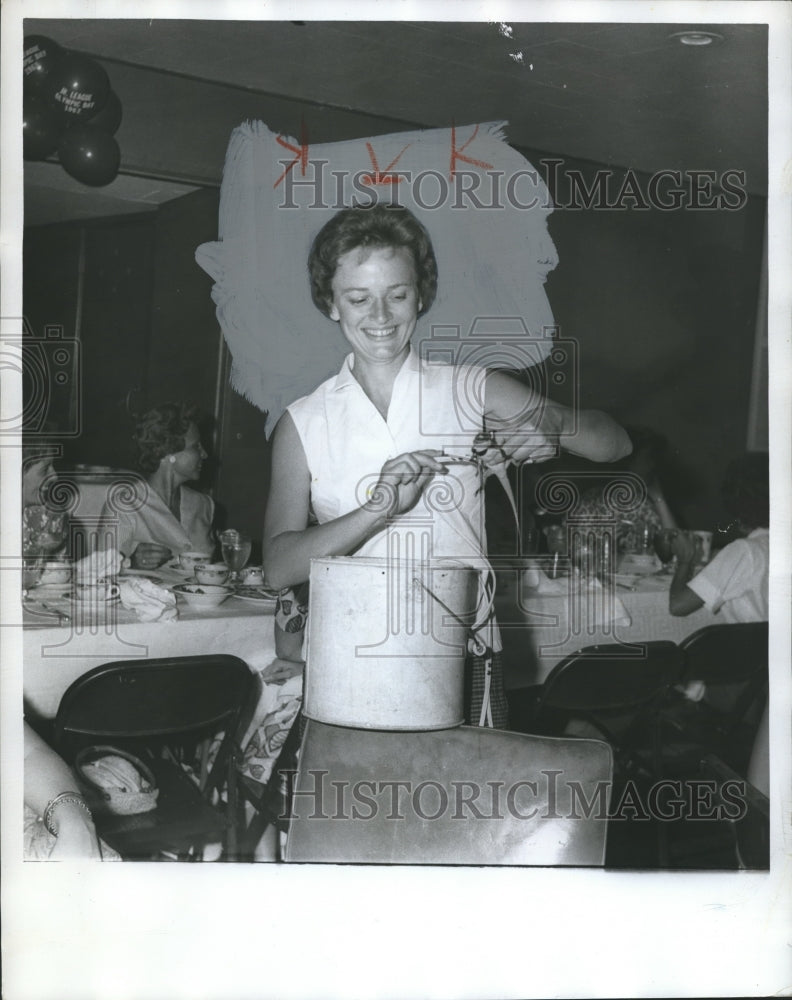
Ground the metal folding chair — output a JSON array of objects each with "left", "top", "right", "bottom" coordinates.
[
  {"left": 53, "top": 654, "right": 254, "bottom": 860},
  {"left": 527, "top": 640, "right": 684, "bottom": 777},
  {"left": 660, "top": 623, "right": 768, "bottom": 774}
]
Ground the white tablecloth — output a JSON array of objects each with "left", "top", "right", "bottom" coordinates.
[
  {"left": 496, "top": 569, "right": 718, "bottom": 689},
  {"left": 22, "top": 594, "right": 276, "bottom": 720}
]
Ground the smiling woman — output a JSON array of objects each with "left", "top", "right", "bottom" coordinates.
[
  {"left": 327, "top": 246, "right": 420, "bottom": 380},
  {"left": 263, "top": 204, "right": 631, "bottom": 729}
]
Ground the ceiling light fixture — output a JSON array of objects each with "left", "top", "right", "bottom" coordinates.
[{"left": 669, "top": 30, "right": 724, "bottom": 47}]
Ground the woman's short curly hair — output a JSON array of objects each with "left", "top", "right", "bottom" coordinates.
[
  {"left": 308, "top": 204, "right": 438, "bottom": 318},
  {"left": 134, "top": 403, "right": 199, "bottom": 475}
]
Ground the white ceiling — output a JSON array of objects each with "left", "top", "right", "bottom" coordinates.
[{"left": 23, "top": 19, "right": 768, "bottom": 225}]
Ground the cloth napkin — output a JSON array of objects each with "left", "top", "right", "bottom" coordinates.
[
  {"left": 118, "top": 576, "right": 178, "bottom": 622},
  {"left": 74, "top": 547, "right": 122, "bottom": 582}
]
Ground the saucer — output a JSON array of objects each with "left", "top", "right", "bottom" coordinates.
[
  {"left": 119, "top": 569, "right": 163, "bottom": 583},
  {"left": 65, "top": 590, "right": 120, "bottom": 604},
  {"left": 232, "top": 586, "right": 278, "bottom": 606}
]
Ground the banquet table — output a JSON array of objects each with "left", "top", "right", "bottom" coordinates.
[
  {"left": 21, "top": 583, "right": 277, "bottom": 721},
  {"left": 495, "top": 565, "right": 719, "bottom": 689}
]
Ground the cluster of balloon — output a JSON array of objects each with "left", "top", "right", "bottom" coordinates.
[{"left": 23, "top": 35, "right": 123, "bottom": 187}]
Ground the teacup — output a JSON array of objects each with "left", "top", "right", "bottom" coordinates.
[
  {"left": 240, "top": 565, "right": 264, "bottom": 586},
  {"left": 194, "top": 562, "right": 230, "bottom": 585},
  {"left": 178, "top": 551, "right": 212, "bottom": 573},
  {"left": 39, "top": 559, "right": 73, "bottom": 586},
  {"left": 73, "top": 578, "right": 120, "bottom": 602}
]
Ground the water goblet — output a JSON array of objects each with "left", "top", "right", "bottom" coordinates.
[
  {"left": 653, "top": 528, "right": 677, "bottom": 572},
  {"left": 220, "top": 530, "right": 252, "bottom": 584}
]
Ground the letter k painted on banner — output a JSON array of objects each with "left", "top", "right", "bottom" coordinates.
[
  {"left": 274, "top": 120, "right": 310, "bottom": 189},
  {"left": 360, "top": 141, "right": 411, "bottom": 186},
  {"left": 449, "top": 123, "right": 493, "bottom": 178}
]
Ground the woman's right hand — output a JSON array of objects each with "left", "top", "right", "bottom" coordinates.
[
  {"left": 130, "top": 542, "right": 172, "bottom": 570},
  {"left": 366, "top": 450, "right": 448, "bottom": 518}
]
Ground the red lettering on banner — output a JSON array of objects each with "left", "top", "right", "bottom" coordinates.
[
  {"left": 449, "top": 124, "right": 493, "bottom": 177},
  {"left": 273, "top": 121, "right": 309, "bottom": 189},
  {"left": 360, "top": 141, "right": 411, "bottom": 186}
]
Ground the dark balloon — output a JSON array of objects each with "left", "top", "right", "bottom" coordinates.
[
  {"left": 58, "top": 125, "right": 120, "bottom": 186},
  {"left": 23, "top": 95, "right": 63, "bottom": 160},
  {"left": 23, "top": 35, "right": 63, "bottom": 93},
  {"left": 85, "top": 89, "right": 123, "bottom": 134},
  {"left": 48, "top": 53, "right": 110, "bottom": 122}
]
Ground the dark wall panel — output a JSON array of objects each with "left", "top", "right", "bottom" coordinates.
[
  {"left": 79, "top": 217, "right": 155, "bottom": 468},
  {"left": 22, "top": 225, "right": 83, "bottom": 445},
  {"left": 530, "top": 157, "right": 765, "bottom": 530},
  {"left": 147, "top": 187, "right": 270, "bottom": 546}
]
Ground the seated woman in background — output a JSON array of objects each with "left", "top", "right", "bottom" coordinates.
[
  {"left": 22, "top": 443, "right": 69, "bottom": 558},
  {"left": 99, "top": 403, "right": 214, "bottom": 569},
  {"left": 669, "top": 452, "right": 768, "bottom": 621}
]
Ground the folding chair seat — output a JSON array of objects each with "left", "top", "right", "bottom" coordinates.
[
  {"left": 284, "top": 720, "right": 613, "bottom": 866},
  {"left": 659, "top": 623, "right": 768, "bottom": 775},
  {"left": 53, "top": 654, "right": 254, "bottom": 861}
]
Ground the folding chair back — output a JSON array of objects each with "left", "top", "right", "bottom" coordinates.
[
  {"left": 534, "top": 640, "right": 683, "bottom": 721},
  {"left": 54, "top": 654, "right": 251, "bottom": 741},
  {"left": 679, "top": 622, "right": 768, "bottom": 687},
  {"left": 664, "top": 623, "right": 769, "bottom": 771}
]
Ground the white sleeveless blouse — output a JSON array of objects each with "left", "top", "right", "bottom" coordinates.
[{"left": 288, "top": 348, "right": 500, "bottom": 650}]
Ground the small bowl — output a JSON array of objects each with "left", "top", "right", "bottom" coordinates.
[
  {"left": 172, "top": 584, "right": 233, "bottom": 609},
  {"left": 39, "top": 560, "right": 73, "bottom": 585},
  {"left": 178, "top": 551, "right": 213, "bottom": 573},
  {"left": 194, "top": 562, "right": 229, "bottom": 585}
]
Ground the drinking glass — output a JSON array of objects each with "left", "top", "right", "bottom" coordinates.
[
  {"left": 653, "top": 528, "right": 677, "bottom": 572},
  {"left": 220, "top": 530, "right": 252, "bottom": 584},
  {"left": 22, "top": 557, "right": 44, "bottom": 595}
]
